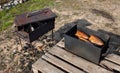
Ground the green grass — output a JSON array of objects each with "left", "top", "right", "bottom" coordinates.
[{"left": 0, "top": 0, "right": 55, "bottom": 31}]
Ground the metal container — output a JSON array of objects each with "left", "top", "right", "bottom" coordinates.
[
  {"left": 15, "top": 8, "right": 57, "bottom": 43},
  {"left": 64, "top": 25, "right": 110, "bottom": 64}
]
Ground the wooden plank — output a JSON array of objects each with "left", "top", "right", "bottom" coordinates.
[
  {"left": 42, "top": 53, "right": 84, "bottom": 73},
  {"left": 105, "top": 53, "right": 120, "bottom": 65},
  {"left": 48, "top": 46, "right": 112, "bottom": 73},
  {"left": 56, "top": 38, "right": 64, "bottom": 48},
  {"left": 57, "top": 38, "right": 120, "bottom": 71},
  {"left": 100, "top": 60, "right": 120, "bottom": 72},
  {"left": 32, "top": 58, "right": 64, "bottom": 73},
  {"left": 32, "top": 68, "right": 38, "bottom": 73}
]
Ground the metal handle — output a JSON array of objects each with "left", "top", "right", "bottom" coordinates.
[{"left": 27, "top": 10, "right": 48, "bottom": 17}]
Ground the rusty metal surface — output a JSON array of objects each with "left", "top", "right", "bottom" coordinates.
[
  {"left": 15, "top": 8, "right": 57, "bottom": 26},
  {"left": 64, "top": 25, "right": 110, "bottom": 64}
]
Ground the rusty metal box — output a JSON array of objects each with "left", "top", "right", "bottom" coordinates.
[
  {"left": 15, "top": 8, "right": 57, "bottom": 43},
  {"left": 64, "top": 25, "right": 110, "bottom": 64}
]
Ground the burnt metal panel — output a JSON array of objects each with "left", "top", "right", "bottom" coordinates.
[
  {"left": 29, "top": 19, "right": 55, "bottom": 42},
  {"left": 64, "top": 25, "right": 110, "bottom": 64},
  {"left": 15, "top": 8, "right": 57, "bottom": 26}
]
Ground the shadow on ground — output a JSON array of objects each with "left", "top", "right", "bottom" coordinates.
[{"left": 53, "top": 19, "right": 120, "bottom": 54}]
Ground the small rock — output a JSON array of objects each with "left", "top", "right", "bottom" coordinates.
[
  {"left": 46, "top": 38, "right": 51, "bottom": 42},
  {"left": 14, "top": 0, "right": 19, "bottom": 5},
  {"left": 17, "top": 69, "right": 22, "bottom": 72},
  {"left": 32, "top": 57, "right": 35, "bottom": 60},
  {"left": 24, "top": 52, "right": 29, "bottom": 55},
  {"left": 0, "top": 5, "right": 1, "bottom": 8},
  {"left": 7, "top": 3, "right": 12, "bottom": 7},
  {"left": 19, "top": 0, "right": 23, "bottom": 3},
  {"left": 42, "top": 39, "right": 47, "bottom": 44},
  {"left": 13, "top": 49, "right": 17, "bottom": 54},
  {"left": 29, "top": 57, "right": 33, "bottom": 60}
]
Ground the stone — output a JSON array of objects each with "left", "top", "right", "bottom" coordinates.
[
  {"left": 14, "top": 0, "right": 19, "bottom": 5},
  {"left": 24, "top": 52, "right": 29, "bottom": 55},
  {"left": 0, "top": 0, "right": 28, "bottom": 11},
  {"left": 13, "top": 49, "right": 17, "bottom": 54},
  {"left": 17, "top": 69, "right": 22, "bottom": 72},
  {"left": 19, "top": 0, "right": 23, "bottom": 3},
  {"left": 0, "top": 5, "right": 2, "bottom": 8},
  {"left": 46, "top": 38, "right": 52, "bottom": 42},
  {"left": 7, "top": 3, "right": 11, "bottom": 6}
]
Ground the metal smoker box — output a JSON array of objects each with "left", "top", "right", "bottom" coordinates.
[
  {"left": 64, "top": 25, "right": 110, "bottom": 64},
  {"left": 14, "top": 8, "right": 57, "bottom": 43}
]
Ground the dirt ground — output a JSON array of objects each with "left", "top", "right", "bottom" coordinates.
[{"left": 0, "top": 0, "right": 120, "bottom": 73}]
